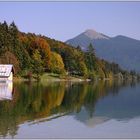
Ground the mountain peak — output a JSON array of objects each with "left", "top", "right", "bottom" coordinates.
[
  {"left": 84, "top": 29, "right": 97, "bottom": 34},
  {"left": 83, "top": 29, "right": 110, "bottom": 40}
]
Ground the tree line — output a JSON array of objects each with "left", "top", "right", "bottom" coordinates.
[{"left": 0, "top": 21, "right": 139, "bottom": 80}]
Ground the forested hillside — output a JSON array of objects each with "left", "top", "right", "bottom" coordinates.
[
  {"left": 0, "top": 21, "right": 138, "bottom": 80},
  {"left": 66, "top": 29, "right": 140, "bottom": 72}
]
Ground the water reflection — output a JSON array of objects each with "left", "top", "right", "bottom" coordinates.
[
  {"left": 0, "top": 80, "right": 140, "bottom": 138},
  {"left": 0, "top": 82, "right": 13, "bottom": 100}
]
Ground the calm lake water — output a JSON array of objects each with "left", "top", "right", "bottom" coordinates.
[{"left": 0, "top": 80, "right": 140, "bottom": 138}]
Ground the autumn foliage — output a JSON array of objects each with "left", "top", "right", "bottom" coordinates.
[{"left": 0, "top": 21, "right": 138, "bottom": 80}]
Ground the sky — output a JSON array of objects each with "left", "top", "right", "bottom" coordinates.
[{"left": 0, "top": 2, "right": 140, "bottom": 41}]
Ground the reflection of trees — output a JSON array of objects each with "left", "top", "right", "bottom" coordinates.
[
  {"left": 0, "top": 82, "right": 66, "bottom": 138},
  {"left": 0, "top": 80, "right": 136, "bottom": 138},
  {"left": 0, "top": 100, "right": 19, "bottom": 138},
  {"left": 60, "top": 83, "right": 88, "bottom": 113}
]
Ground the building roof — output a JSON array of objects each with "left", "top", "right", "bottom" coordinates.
[{"left": 0, "top": 64, "right": 14, "bottom": 78}]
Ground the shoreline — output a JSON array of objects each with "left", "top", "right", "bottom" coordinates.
[
  {"left": 13, "top": 73, "right": 140, "bottom": 83},
  {"left": 13, "top": 74, "right": 91, "bottom": 83}
]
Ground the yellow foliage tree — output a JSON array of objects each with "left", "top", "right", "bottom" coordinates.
[{"left": 50, "top": 52, "right": 65, "bottom": 74}]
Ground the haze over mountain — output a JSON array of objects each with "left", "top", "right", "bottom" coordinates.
[{"left": 66, "top": 29, "right": 140, "bottom": 72}]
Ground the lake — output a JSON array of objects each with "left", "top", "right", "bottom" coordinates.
[{"left": 0, "top": 80, "right": 140, "bottom": 138}]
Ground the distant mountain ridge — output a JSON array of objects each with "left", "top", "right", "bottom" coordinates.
[
  {"left": 83, "top": 29, "right": 110, "bottom": 40},
  {"left": 66, "top": 29, "right": 140, "bottom": 72}
]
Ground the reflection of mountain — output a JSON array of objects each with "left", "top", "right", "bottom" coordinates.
[
  {"left": 94, "top": 83, "right": 140, "bottom": 120},
  {"left": 86, "top": 116, "right": 109, "bottom": 127},
  {"left": 74, "top": 82, "right": 140, "bottom": 127},
  {"left": 73, "top": 107, "right": 109, "bottom": 127},
  {"left": 0, "top": 80, "right": 140, "bottom": 138},
  {"left": 0, "top": 82, "right": 13, "bottom": 100}
]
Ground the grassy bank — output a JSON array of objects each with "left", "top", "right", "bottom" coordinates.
[
  {"left": 14, "top": 72, "right": 140, "bottom": 83},
  {"left": 14, "top": 73, "right": 91, "bottom": 82}
]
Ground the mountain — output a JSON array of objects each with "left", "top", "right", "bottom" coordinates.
[
  {"left": 1, "top": 21, "right": 140, "bottom": 81},
  {"left": 66, "top": 29, "right": 140, "bottom": 72},
  {"left": 2, "top": 21, "right": 133, "bottom": 80}
]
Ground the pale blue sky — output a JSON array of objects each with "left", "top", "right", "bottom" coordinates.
[{"left": 0, "top": 2, "right": 140, "bottom": 41}]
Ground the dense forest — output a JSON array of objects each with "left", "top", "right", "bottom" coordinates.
[{"left": 0, "top": 21, "right": 139, "bottom": 81}]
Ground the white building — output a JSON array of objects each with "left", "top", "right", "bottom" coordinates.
[{"left": 0, "top": 64, "right": 14, "bottom": 82}]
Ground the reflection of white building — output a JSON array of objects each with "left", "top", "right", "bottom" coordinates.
[
  {"left": 0, "top": 64, "right": 14, "bottom": 82},
  {"left": 0, "top": 82, "right": 13, "bottom": 100}
]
